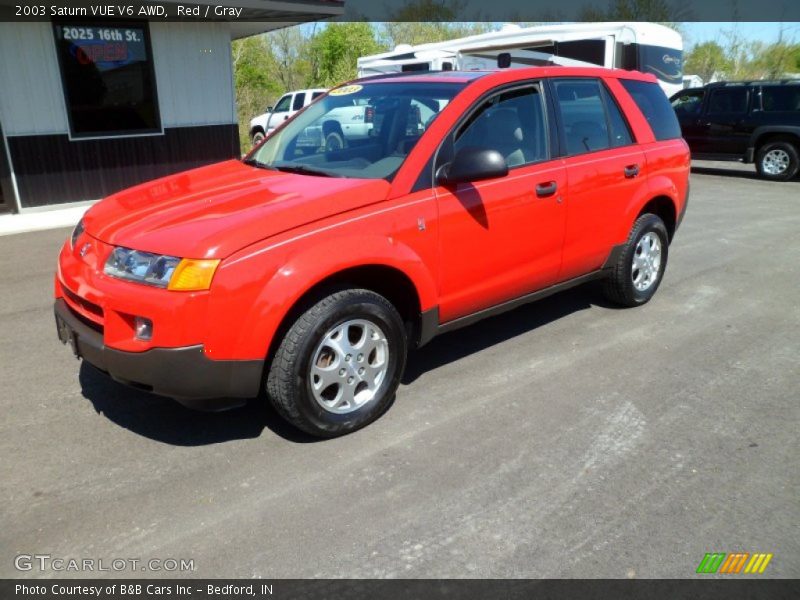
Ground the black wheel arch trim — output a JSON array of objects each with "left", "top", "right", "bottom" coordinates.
[{"left": 747, "top": 126, "right": 800, "bottom": 163}]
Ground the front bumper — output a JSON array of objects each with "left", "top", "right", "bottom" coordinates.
[{"left": 55, "top": 299, "right": 262, "bottom": 410}]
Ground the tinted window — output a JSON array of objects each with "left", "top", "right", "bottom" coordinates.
[
  {"left": 553, "top": 79, "right": 611, "bottom": 155},
  {"left": 761, "top": 86, "right": 800, "bottom": 112},
  {"left": 292, "top": 93, "right": 306, "bottom": 111},
  {"left": 53, "top": 21, "right": 160, "bottom": 137},
  {"left": 273, "top": 95, "right": 291, "bottom": 112},
  {"left": 455, "top": 86, "right": 548, "bottom": 167},
  {"left": 707, "top": 88, "right": 748, "bottom": 114},
  {"left": 621, "top": 80, "right": 682, "bottom": 141},
  {"left": 556, "top": 39, "right": 606, "bottom": 66},
  {"left": 311, "top": 91, "right": 325, "bottom": 100},
  {"left": 671, "top": 90, "right": 705, "bottom": 116},
  {"left": 601, "top": 85, "right": 633, "bottom": 147}
]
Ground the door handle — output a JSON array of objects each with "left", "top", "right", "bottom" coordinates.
[
  {"left": 624, "top": 164, "right": 640, "bottom": 178},
  {"left": 536, "top": 181, "right": 557, "bottom": 197}
]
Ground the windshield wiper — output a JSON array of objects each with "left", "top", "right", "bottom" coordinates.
[
  {"left": 242, "top": 157, "right": 274, "bottom": 170},
  {"left": 273, "top": 164, "right": 341, "bottom": 178}
]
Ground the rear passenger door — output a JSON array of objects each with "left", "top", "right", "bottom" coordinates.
[
  {"left": 550, "top": 77, "right": 646, "bottom": 281},
  {"left": 695, "top": 86, "right": 751, "bottom": 155},
  {"left": 435, "top": 83, "right": 567, "bottom": 322}
]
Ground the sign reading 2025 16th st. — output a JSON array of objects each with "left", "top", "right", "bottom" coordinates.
[{"left": 53, "top": 24, "right": 147, "bottom": 66}]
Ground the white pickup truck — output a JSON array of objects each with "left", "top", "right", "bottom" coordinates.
[
  {"left": 249, "top": 88, "right": 327, "bottom": 145},
  {"left": 249, "top": 88, "right": 376, "bottom": 148}
]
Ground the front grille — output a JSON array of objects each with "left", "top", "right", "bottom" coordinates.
[{"left": 62, "top": 286, "right": 104, "bottom": 319}]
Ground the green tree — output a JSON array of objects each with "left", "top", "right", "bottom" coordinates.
[
  {"left": 232, "top": 35, "right": 283, "bottom": 150},
  {"left": 309, "top": 22, "right": 385, "bottom": 87},
  {"left": 684, "top": 41, "right": 730, "bottom": 83}
]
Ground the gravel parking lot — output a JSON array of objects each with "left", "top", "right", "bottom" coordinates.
[{"left": 1, "top": 160, "right": 797, "bottom": 579}]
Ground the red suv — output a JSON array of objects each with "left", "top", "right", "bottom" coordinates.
[{"left": 55, "top": 67, "right": 690, "bottom": 437}]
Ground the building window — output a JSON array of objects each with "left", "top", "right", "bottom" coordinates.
[{"left": 53, "top": 21, "right": 161, "bottom": 138}]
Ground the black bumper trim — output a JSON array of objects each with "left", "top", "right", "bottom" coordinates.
[{"left": 54, "top": 299, "right": 262, "bottom": 410}]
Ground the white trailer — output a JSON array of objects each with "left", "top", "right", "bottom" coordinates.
[{"left": 358, "top": 22, "right": 684, "bottom": 97}]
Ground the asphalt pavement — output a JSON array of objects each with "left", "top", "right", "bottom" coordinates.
[{"left": 1, "top": 160, "right": 797, "bottom": 579}]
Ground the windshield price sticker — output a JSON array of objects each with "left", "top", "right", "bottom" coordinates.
[{"left": 329, "top": 85, "right": 363, "bottom": 96}]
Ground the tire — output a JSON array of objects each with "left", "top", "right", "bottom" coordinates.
[
  {"left": 266, "top": 289, "right": 407, "bottom": 438},
  {"left": 755, "top": 139, "right": 799, "bottom": 181},
  {"left": 603, "top": 213, "right": 669, "bottom": 308},
  {"left": 251, "top": 130, "right": 265, "bottom": 147},
  {"left": 325, "top": 131, "right": 345, "bottom": 152}
]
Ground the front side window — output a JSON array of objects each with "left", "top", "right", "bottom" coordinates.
[
  {"left": 453, "top": 86, "right": 548, "bottom": 167},
  {"left": 273, "top": 95, "right": 292, "bottom": 113},
  {"left": 671, "top": 90, "right": 705, "bottom": 116},
  {"left": 53, "top": 21, "right": 160, "bottom": 137},
  {"left": 707, "top": 88, "right": 748, "bottom": 114},
  {"left": 247, "top": 82, "right": 464, "bottom": 180},
  {"left": 553, "top": 78, "right": 612, "bottom": 155}
]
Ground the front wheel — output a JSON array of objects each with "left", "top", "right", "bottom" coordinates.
[
  {"left": 251, "top": 130, "right": 266, "bottom": 147},
  {"left": 266, "top": 289, "right": 407, "bottom": 438},
  {"left": 603, "top": 213, "right": 669, "bottom": 307},
  {"left": 755, "top": 140, "right": 799, "bottom": 181}
]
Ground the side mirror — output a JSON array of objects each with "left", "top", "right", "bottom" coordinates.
[
  {"left": 436, "top": 147, "right": 508, "bottom": 185},
  {"left": 266, "top": 106, "right": 273, "bottom": 113}
]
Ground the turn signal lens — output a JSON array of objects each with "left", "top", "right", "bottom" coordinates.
[{"left": 167, "top": 259, "right": 220, "bottom": 291}]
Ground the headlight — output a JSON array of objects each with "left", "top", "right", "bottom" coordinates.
[
  {"left": 104, "top": 247, "right": 220, "bottom": 291},
  {"left": 71, "top": 219, "right": 85, "bottom": 248}
]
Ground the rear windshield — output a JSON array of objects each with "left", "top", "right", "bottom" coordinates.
[{"left": 621, "top": 80, "right": 682, "bottom": 141}]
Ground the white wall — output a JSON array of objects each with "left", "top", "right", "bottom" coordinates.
[
  {"left": 0, "top": 22, "right": 70, "bottom": 136},
  {"left": 0, "top": 21, "right": 236, "bottom": 137},
  {"left": 150, "top": 21, "right": 236, "bottom": 128}
]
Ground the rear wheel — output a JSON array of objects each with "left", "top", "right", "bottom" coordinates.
[
  {"left": 266, "top": 289, "right": 407, "bottom": 438},
  {"left": 603, "top": 213, "right": 669, "bottom": 307},
  {"left": 755, "top": 139, "right": 799, "bottom": 181}
]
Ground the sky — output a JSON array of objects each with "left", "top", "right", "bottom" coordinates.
[{"left": 682, "top": 22, "right": 800, "bottom": 47}]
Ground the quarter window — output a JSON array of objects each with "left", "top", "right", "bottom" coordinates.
[
  {"left": 761, "top": 86, "right": 800, "bottom": 112},
  {"left": 53, "top": 21, "right": 160, "bottom": 137},
  {"left": 620, "top": 79, "right": 682, "bottom": 141}
]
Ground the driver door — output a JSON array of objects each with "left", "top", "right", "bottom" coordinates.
[
  {"left": 434, "top": 83, "right": 567, "bottom": 322},
  {"left": 267, "top": 93, "right": 293, "bottom": 132}
]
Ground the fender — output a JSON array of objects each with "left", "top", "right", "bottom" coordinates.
[
  {"left": 204, "top": 233, "right": 438, "bottom": 361},
  {"left": 746, "top": 126, "right": 800, "bottom": 163}
]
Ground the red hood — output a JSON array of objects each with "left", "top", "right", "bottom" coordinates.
[{"left": 83, "top": 160, "right": 391, "bottom": 259}]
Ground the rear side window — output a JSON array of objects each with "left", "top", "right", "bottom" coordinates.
[
  {"left": 620, "top": 80, "right": 682, "bottom": 141},
  {"left": 761, "top": 86, "right": 800, "bottom": 112},
  {"left": 600, "top": 85, "right": 633, "bottom": 147},
  {"left": 292, "top": 93, "right": 306, "bottom": 111},
  {"left": 552, "top": 78, "right": 613, "bottom": 155}
]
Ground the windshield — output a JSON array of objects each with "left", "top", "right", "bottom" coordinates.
[{"left": 246, "top": 82, "right": 465, "bottom": 179}]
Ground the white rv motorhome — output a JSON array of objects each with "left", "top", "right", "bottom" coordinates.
[{"left": 357, "top": 22, "right": 684, "bottom": 97}]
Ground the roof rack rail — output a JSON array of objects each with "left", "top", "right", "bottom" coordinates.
[{"left": 707, "top": 79, "right": 800, "bottom": 86}]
